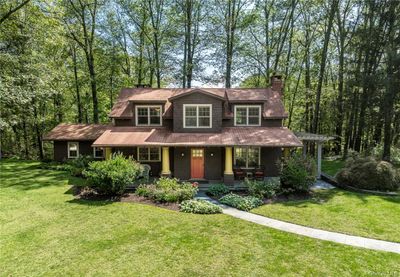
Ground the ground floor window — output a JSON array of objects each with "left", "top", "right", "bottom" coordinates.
[
  {"left": 93, "top": 147, "right": 104, "bottom": 158},
  {"left": 137, "top": 147, "right": 161, "bottom": 162},
  {"left": 234, "top": 147, "right": 260, "bottom": 168},
  {"left": 67, "top": 142, "right": 79, "bottom": 158}
]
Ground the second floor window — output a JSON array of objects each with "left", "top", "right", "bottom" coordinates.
[
  {"left": 184, "top": 104, "right": 212, "bottom": 128},
  {"left": 234, "top": 105, "right": 261, "bottom": 126},
  {"left": 136, "top": 105, "right": 162, "bottom": 126}
]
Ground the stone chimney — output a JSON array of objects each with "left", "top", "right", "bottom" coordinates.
[{"left": 270, "top": 74, "right": 283, "bottom": 94}]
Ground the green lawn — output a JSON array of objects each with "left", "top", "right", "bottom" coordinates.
[
  {"left": 322, "top": 159, "right": 345, "bottom": 176},
  {"left": 253, "top": 189, "right": 400, "bottom": 243},
  {"left": 1, "top": 160, "right": 399, "bottom": 276}
]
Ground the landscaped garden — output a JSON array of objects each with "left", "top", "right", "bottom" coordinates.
[{"left": 1, "top": 159, "right": 400, "bottom": 276}]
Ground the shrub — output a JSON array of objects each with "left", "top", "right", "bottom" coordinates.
[
  {"left": 219, "top": 193, "right": 263, "bottom": 211},
  {"left": 370, "top": 144, "right": 400, "bottom": 165},
  {"left": 245, "top": 178, "right": 280, "bottom": 199},
  {"left": 136, "top": 177, "right": 198, "bottom": 203},
  {"left": 180, "top": 199, "right": 222, "bottom": 214},
  {"left": 336, "top": 156, "right": 399, "bottom": 191},
  {"left": 83, "top": 154, "right": 142, "bottom": 195},
  {"left": 67, "top": 155, "right": 94, "bottom": 177},
  {"left": 280, "top": 154, "right": 316, "bottom": 192},
  {"left": 207, "top": 183, "right": 230, "bottom": 197}
]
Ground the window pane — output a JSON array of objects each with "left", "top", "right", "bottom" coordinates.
[
  {"left": 138, "top": 147, "right": 148, "bottom": 161},
  {"left": 137, "top": 108, "right": 148, "bottom": 116},
  {"left": 235, "top": 107, "right": 247, "bottom": 125},
  {"left": 94, "top": 147, "right": 103, "bottom": 157},
  {"left": 69, "top": 150, "right": 77, "bottom": 157},
  {"left": 69, "top": 143, "right": 78, "bottom": 151},
  {"left": 248, "top": 107, "right": 260, "bottom": 116},
  {"left": 185, "top": 106, "right": 197, "bottom": 116},
  {"left": 198, "top": 106, "right": 210, "bottom": 116},
  {"left": 234, "top": 148, "right": 246, "bottom": 167},
  {"left": 247, "top": 148, "right": 260, "bottom": 167},
  {"left": 248, "top": 116, "right": 260, "bottom": 125},
  {"left": 185, "top": 117, "right": 197, "bottom": 127},
  {"left": 198, "top": 117, "right": 210, "bottom": 127},
  {"left": 150, "top": 115, "right": 160, "bottom": 125},
  {"left": 137, "top": 116, "right": 148, "bottom": 125},
  {"left": 149, "top": 147, "right": 160, "bottom": 161},
  {"left": 149, "top": 107, "right": 160, "bottom": 116}
]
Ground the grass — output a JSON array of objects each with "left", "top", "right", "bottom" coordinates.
[
  {"left": 252, "top": 189, "right": 400, "bottom": 243},
  {"left": 321, "top": 159, "right": 345, "bottom": 176},
  {"left": 1, "top": 160, "right": 399, "bottom": 276}
]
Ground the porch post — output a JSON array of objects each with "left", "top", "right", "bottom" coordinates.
[
  {"left": 105, "top": 147, "right": 112, "bottom": 160},
  {"left": 303, "top": 141, "right": 307, "bottom": 158},
  {"left": 223, "top": 146, "right": 234, "bottom": 184},
  {"left": 317, "top": 142, "right": 322, "bottom": 179},
  {"left": 283, "top": 148, "right": 290, "bottom": 159},
  {"left": 161, "top": 146, "right": 171, "bottom": 176}
]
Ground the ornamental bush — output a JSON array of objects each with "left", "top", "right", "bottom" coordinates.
[
  {"left": 280, "top": 154, "right": 316, "bottom": 192},
  {"left": 336, "top": 156, "right": 399, "bottom": 191},
  {"left": 245, "top": 178, "right": 280, "bottom": 199},
  {"left": 67, "top": 155, "right": 94, "bottom": 177},
  {"left": 206, "top": 183, "right": 230, "bottom": 197},
  {"left": 83, "top": 154, "right": 142, "bottom": 195},
  {"left": 219, "top": 193, "right": 263, "bottom": 211},
  {"left": 136, "top": 177, "right": 198, "bottom": 203},
  {"left": 179, "top": 199, "right": 222, "bottom": 214}
]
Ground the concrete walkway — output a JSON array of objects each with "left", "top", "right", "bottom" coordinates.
[{"left": 195, "top": 193, "right": 400, "bottom": 254}]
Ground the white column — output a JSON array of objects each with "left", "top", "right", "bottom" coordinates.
[{"left": 317, "top": 142, "right": 322, "bottom": 179}]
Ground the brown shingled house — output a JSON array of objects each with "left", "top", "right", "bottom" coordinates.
[{"left": 44, "top": 75, "right": 302, "bottom": 184}]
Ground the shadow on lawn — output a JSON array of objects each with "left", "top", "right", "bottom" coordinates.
[
  {"left": 278, "top": 188, "right": 400, "bottom": 208},
  {"left": 67, "top": 198, "right": 117, "bottom": 206}
]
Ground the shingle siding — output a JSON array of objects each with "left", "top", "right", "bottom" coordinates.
[
  {"left": 172, "top": 92, "right": 223, "bottom": 133},
  {"left": 54, "top": 141, "right": 94, "bottom": 161}
]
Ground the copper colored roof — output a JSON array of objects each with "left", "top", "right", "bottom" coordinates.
[
  {"left": 109, "top": 87, "right": 287, "bottom": 119},
  {"left": 92, "top": 127, "right": 302, "bottom": 147},
  {"left": 43, "top": 124, "right": 110, "bottom": 141}
]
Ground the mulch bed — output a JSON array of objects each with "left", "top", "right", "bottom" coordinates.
[{"left": 73, "top": 186, "right": 180, "bottom": 211}]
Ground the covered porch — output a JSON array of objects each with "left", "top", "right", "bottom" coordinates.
[{"left": 93, "top": 126, "right": 303, "bottom": 184}]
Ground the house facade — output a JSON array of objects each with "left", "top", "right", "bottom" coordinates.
[{"left": 44, "top": 76, "right": 302, "bottom": 184}]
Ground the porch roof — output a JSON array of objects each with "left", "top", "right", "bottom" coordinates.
[{"left": 92, "top": 127, "right": 303, "bottom": 147}]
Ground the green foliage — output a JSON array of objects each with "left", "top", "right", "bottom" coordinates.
[
  {"left": 67, "top": 155, "right": 94, "bottom": 177},
  {"left": 336, "top": 157, "right": 399, "bottom": 191},
  {"left": 83, "top": 154, "right": 142, "bottom": 195},
  {"left": 219, "top": 193, "right": 263, "bottom": 211},
  {"left": 245, "top": 178, "right": 280, "bottom": 199},
  {"left": 370, "top": 144, "right": 400, "bottom": 165},
  {"left": 280, "top": 155, "right": 317, "bottom": 192},
  {"left": 179, "top": 199, "right": 222, "bottom": 214},
  {"left": 206, "top": 183, "right": 230, "bottom": 197},
  {"left": 136, "top": 177, "right": 198, "bottom": 203}
]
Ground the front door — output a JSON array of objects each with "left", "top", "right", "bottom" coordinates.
[{"left": 191, "top": 148, "right": 204, "bottom": 179}]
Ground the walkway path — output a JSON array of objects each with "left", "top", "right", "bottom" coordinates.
[{"left": 195, "top": 193, "right": 400, "bottom": 254}]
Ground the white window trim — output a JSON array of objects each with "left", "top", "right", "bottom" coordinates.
[
  {"left": 234, "top": 105, "right": 261, "bottom": 126},
  {"left": 233, "top": 146, "right": 261, "bottom": 168},
  {"left": 93, "top": 147, "right": 104, "bottom": 158},
  {"left": 183, "top": 104, "right": 212, "bottom": 128},
  {"left": 137, "top": 147, "right": 161, "bottom": 162},
  {"left": 67, "top": 142, "right": 79, "bottom": 159},
  {"left": 135, "top": 105, "right": 163, "bottom": 126}
]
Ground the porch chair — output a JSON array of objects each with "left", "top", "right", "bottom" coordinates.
[
  {"left": 233, "top": 167, "right": 245, "bottom": 180},
  {"left": 254, "top": 166, "right": 265, "bottom": 181}
]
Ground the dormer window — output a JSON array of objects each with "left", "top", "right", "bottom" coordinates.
[
  {"left": 135, "top": 105, "right": 162, "bottom": 126},
  {"left": 183, "top": 104, "right": 212, "bottom": 128},
  {"left": 234, "top": 105, "right": 261, "bottom": 126}
]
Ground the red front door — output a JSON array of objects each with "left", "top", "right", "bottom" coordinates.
[{"left": 191, "top": 148, "right": 204, "bottom": 179}]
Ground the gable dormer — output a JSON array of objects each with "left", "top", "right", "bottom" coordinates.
[{"left": 169, "top": 88, "right": 225, "bottom": 133}]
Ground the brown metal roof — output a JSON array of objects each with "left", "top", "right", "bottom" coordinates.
[
  {"left": 92, "top": 127, "right": 302, "bottom": 147},
  {"left": 43, "top": 124, "right": 111, "bottom": 141},
  {"left": 109, "top": 87, "right": 287, "bottom": 119}
]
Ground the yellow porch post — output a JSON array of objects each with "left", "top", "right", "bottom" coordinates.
[
  {"left": 283, "top": 148, "right": 290, "bottom": 159},
  {"left": 224, "top": 147, "right": 233, "bottom": 175},
  {"left": 223, "top": 146, "right": 234, "bottom": 184},
  {"left": 161, "top": 147, "right": 171, "bottom": 176},
  {"left": 105, "top": 147, "right": 112, "bottom": 160}
]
